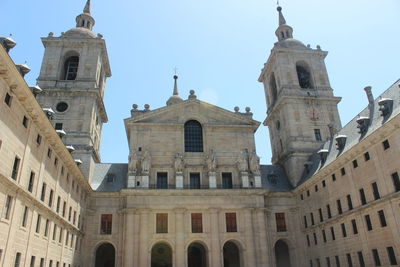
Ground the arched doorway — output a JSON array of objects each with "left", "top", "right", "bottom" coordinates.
[
  {"left": 275, "top": 239, "right": 291, "bottom": 267},
  {"left": 188, "top": 242, "right": 207, "bottom": 267},
  {"left": 95, "top": 243, "right": 115, "bottom": 267},
  {"left": 151, "top": 242, "right": 173, "bottom": 267},
  {"left": 223, "top": 241, "right": 241, "bottom": 267}
]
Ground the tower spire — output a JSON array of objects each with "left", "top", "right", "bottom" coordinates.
[
  {"left": 166, "top": 75, "right": 183, "bottom": 106},
  {"left": 83, "top": 0, "right": 91, "bottom": 14},
  {"left": 275, "top": 6, "right": 293, "bottom": 42},
  {"left": 173, "top": 75, "right": 179, "bottom": 96}
]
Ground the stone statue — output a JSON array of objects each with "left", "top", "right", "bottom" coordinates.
[
  {"left": 128, "top": 151, "right": 139, "bottom": 173},
  {"left": 141, "top": 151, "right": 151, "bottom": 174},
  {"left": 206, "top": 149, "right": 217, "bottom": 172},
  {"left": 249, "top": 152, "right": 261, "bottom": 175},
  {"left": 237, "top": 149, "right": 248, "bottom": 172},
  {"left": 174, "top": 153, "right": 184, "bottom": 172}
]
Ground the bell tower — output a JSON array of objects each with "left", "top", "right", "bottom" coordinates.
[
  {"left": 259, "top": 6, "right": 341, "bottom": 186},
  {"left": 37, "top": 0, "right": 111, "bottom": 182}
]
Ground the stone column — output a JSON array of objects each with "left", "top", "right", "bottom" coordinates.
[
  {"left": 209, "top": 172, "right": 217, "bottom": 188},
  {"left": 255, "top": 208, "right": 268, "bottom": 266},
  {"left": 138, "top": 210, "right": 149, "bottom": 267},
  {"left": 243, "top": 209, "right": 257, "bottom": 266},
  {"left": 124, "top": 210, "right": 135, "bottom": 267},
  {"left": 176, "top": 172, "right": 184, "bottom": 189},
  {"left": 210, "top": 208, "right": 222, "bottom": 267},
  {"left": 174, "top": 208, "right": 186, "bottom": 266}
]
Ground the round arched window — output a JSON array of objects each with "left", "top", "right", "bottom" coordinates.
[
  {"left": 184, "top": 120, "right": 203, "bottom": 152},
  {"left": 56, "top": 102, "right": 69, "bottom": 113}
]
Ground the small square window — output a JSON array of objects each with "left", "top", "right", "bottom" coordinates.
[
  {"left": 4, "top": 93, "right": 12, "bottom": 107},
  {"left": 340, "top": 167, "right": 346, "bottom": 176},
  {"left": 352, "top": 160, "right": 358, "bottom": 168},
  {"left": 55, "top": 123, "right": 63, "bottom": 130},
  {"left": 22, "top": 116, "right": 29, "bottom": 128},
  {"left": 107, "top": 173, "right": 115, "bottom": 183},
  {"left": 364, "top": 152, "right": 370, "bottom": 161},
  {"left": 382, "top": 139, "right": 390, "bottom": 150}
]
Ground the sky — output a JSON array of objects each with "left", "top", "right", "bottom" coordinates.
[{"left": 2, "top": 0, "right": 399, "bottom": 164}]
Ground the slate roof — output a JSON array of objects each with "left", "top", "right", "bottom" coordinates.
[
  {"left": 260, "top": 164, "right": 293, "bottom": 192},
  {"left": 91, "top": 163, "right": 127, "bottom": 192},
  {"left": 299, "top": 79, "right": 400, "bottom": 185}
]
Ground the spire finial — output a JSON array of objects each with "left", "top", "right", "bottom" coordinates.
[
  {"left": 277, "top": 6, "right": 286, "bottom": 25},
  {"left": 274, "top": 5, "right": 293, "bottom": 41},
  {"left": 166, "top": 74, "right": 183, "bottom": 106},
  {"left": 83, "top": 0, "right": 91, "bottom": 14},
  {"left": 173, "top": 75, "right": 179, "bottom": 96}
]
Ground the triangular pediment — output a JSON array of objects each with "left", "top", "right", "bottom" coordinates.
[{"left": 125, "top": 99, "right": 260, "bottom": 127}]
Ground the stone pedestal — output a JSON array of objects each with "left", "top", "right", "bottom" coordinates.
[
  {"left": 209, "top": 171, "right": 217, "bottom": 188},
  {"left": 241, "top": 171, "right": 249, "bottom": 188},
  {"left": 254, "top": 175, "right": 262, "bottom": 188},
  {"left": 141, "top": 175, "right": 149, "bottom": 188},
  {"left": 175, "top": 172, "right": 183, "bottom": 189},
  {"left": 127, "top": 174, "right": 136, "bottom": 188}
]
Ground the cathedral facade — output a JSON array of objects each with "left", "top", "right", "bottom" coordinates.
[{"left": 0, "top": 1, "right": 399, "bottom": 267}]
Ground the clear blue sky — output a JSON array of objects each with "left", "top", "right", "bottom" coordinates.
[{"left": 2, "top": 0, "right": 399, "bottom": 164}]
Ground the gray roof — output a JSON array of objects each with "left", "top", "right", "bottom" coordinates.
[
  {"left": 299, "top": 79, "right": 400, "bottom": 185},
  {"left": 260, "top": 164, "right": 293, "bottom": 192},
  {"left": 91, "top": 163, "right": 128, "bottom": 192}
]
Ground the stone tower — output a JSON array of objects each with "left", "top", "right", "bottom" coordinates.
[
  {"left": 37, "top": 0, "right": 111, "bottom": 182},
  {"left": 258, "top": 7, "right": 341, "bottom": 186}
]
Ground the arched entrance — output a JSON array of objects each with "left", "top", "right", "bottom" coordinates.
[
  {"left": 151, "top": 242, "right": 173, "bottom": 267},
  {"left": 188, "top": 242, "right": 207, "bottom": 267},
  {"left": 275, "top": 239, "right": 291, "bottom": 267},
  {"left": 223, "top": 241, "right": 241, "bottom": 267},
  {"left": 95, "top": 243, "right": 115, "bottom": 267}
]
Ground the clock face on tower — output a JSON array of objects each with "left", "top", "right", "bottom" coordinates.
[{"left": 308, "top": 108, "right": 320, "bottom": 121}]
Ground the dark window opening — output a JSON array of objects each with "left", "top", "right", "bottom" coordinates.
[
  {"left": 11, "top": 156, "right": 20, "bottom": 180},
  {"left": 22, "top": 116, "right": 29, "bottom": 128},
  {"left": 191, "top": 213, "right": 203, "bottom": 233},
  {"left": 55, "top": 123, "right": 63, "bottom": 130},
  {"left": 275, "top": 212, "right": 287, "bottom": 232},
  {"left": 63, "top": 56, "right": 79, "bottom": 80},
  {"left": 382, "top": 139, "right": 390, "bottom": 150},
  {"left": 156, "top": 172, "right": 168, "bottom": 189},
  {"left": 270, "top": 73, "right": 278, "bottom": 105},
  {"left": 304, "top": 215, "right": 308, "bottom": 228},
  {"left": 314, "top": 129, "right": 322, "bottom": 141},
  {"left": 346, "top": 253, "right": 353, "bottom": 267},
  {"left": 318, "top": 208, "right": 323, "bottom": 222},
  {"left": 391, "top": 172, "right": 400, "bottom": 192},
  {"left": 190, "top": 173, "right": 201, "bottom": 189},
  {"left": 337, "top": 199, "right": 343, "bottom": 215},
  {"left": 335, "top": 255, "right": 340, "bottom": 267},
  {"left": 306, "top": 235, "right": 311, "bottom": 247},
  {"left": 351, "top": 219, "right": 358, "bottom": 234},
  {"left": 322, "top": 229, "right": 327, "bottom": 242},
  {"left": 347, "top": 194, "right": 353, "bottom": 210},
  {"left": 296, "top": 64, "right": 313, "bottom": 89},
  {"left": 365, "top": 215, "right": 373, "bottom": 231},
  {"left": 313, "top": 232, "right": 318, "bottom": 245},
  {"left": 341, "top": 223, "right": 347, "bottom": 237},
  {"left": 330, "top": 226, "right": 336, "bottom": 240},
  {"left": 364, "top": 152, "right": 370, "bottom": 161},
  {"left": 372, "top": 182, "right": 380, "bottom": 200},
  {"left": 310, "top": 212, "right": 315, "bottom": 225},
  {"left": 222, "top": 172, "right": 233, "bottom": 189},
  {"left": 378, "top": 210, "right": 387, "bottom": 227},
  {"left": 156, "top": 213, "right": 168, "bottom": 233},
  {"left": 359, "top": 188, "right": 367, "bottom": 205},
  {"left": 40, "top": 183, "right": 46, "bottom": 201},
  {"left": 340, "top": 168, "right": 346, "bottom": 176},
  {"left": 100, "top": 214, "right": 112, "bottom": 235},
  {"left": 56, "top": 102, "right": 68, "bottom": 113},
  {"left": 184, "top": 120, "right": 203, "bottom": 152},
  {"left": 327, "top": 204, "right": 332, "bottom": 219},
  {"left": 387, "top": 247, "right": 398, "bottom": 265},
  {"left": 226, "top": 212, "right": 237, "bottom": 232},
  {"left": 28, "top": 171, "right": 35, "bottom": 192},
  {"left": 332, "top": 174, "right": 336, "bottom": 181},
  {"left": 372, "top": 249, "right": 381, "bottom": 266},
  {"left": 36, "top": 134, "right": 42, "bottom": 145},
  {"left": 352, "top": 160, "right": 358, "bottom": 168},
  {"left": 4, "top": 92, "right": 12, "bottom": 107},
  {"left": 322, "top": 180, "right": 326, "bottom": 187},
  {"left": 357, "top": 251, "right": 365, "bottom": 267}
]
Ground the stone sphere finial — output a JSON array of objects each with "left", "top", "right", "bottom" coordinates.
[
  {"left": 144, "top": 104, "right": 150, "bottom": 110},
  {"left": 48, "top": 32, "right": 54, "bottom": 37},
  {"left": 190, "top": 90, "right": 195, "bottom": 95},
  {"left": 132, "top": 104, "right": 138, "bottom": 110},
  {"left": 245, "top": 107, "right": 251, "bottom": 113},
  {"left": 188, "top": 90, "right": 197, "bottom": 99},
  {"left": 316, "top": 45, "right": 321, "bottom": 50},
  {"left": 277, "top": 6, "right": 282, "bottom": 12},
  {"left": 234, "top": 106, "right": 240, "bottom": 112}
]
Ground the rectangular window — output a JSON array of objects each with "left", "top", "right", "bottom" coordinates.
[
  {"left": 28, "top": 171, "right": 35, "bottom": 192},
  {"left": 314, "top": 129, "right": 322, "bottom": 141},
  {"left": 357, "top": 251, "right": 365, "bottom": 267},
  {"left": 310, "top": 212, "right": 315, "bottom": 225},
  {"left": 11, "top": 156, "right": 21, "bottom": 180},
  {"left": 387, "top": 247, "right": 398, "bottom": 265},
  {"left": 337, "top": 199, "right": 343, "bottom": 215},
  {"left": 62, "top": 201, "right": 66, "bottom": 217},
  {"left": 21, "top": 206, "right": 29, "bottom": 227},
  {"left": 359, "top": 188, "right": 367, "bottom": 205},
  {"left": 322, "top": 229, "right": 327, "bottom": 242},
  {"left": 341, "top": 223, "right": 347, "bottom": 237},
  {"left": 55, "top": 123, "right": 63, "bottom": 130},
  {"left": 326, "top": 257, "right": 331, "bottom": 267},
  {"left": 48, "top": 189, "right": 54, "bottom": 207},
  {"left": 307, "top": 190, "right": 310, "bottom": 197},
  {"left": 4, "top": 92, "right": 12, "bottom": 107},
  {"left": 365, "top": 214, "right": 373, "bottom": 231},
  {"left": 327, "top": 204, "right": 332, "bottom": 219},
  {"left": 191, "top": 213, "right": 203, "bottom": 233},
  {"left": 340, "top": 167, "right": 346, "bottom": 176},
  {"left": 378, "top": 210, "right": 387, "bottom": 227},
  {"left": 30, "top": 256, "right": 36, "bottom": 267},
  {"left": 14, "top": 252, "right": 21, "bottom": 267},
  {"left": 332, "top": 173, "right": 336, "bottom": 181},
  {"left": 364, "top": 152, "right": 370, "bottom": 161},
  {"left": 222, "top": 172, "right": 233, "bottom": 189},
  {"left": 346, "top": 253, "right": 353, "bottom": 267},
  {"left": 391, "top": 172, "right": 400, "bottom": 192},
  {"left": 56, "top": 197, "right": 60, "bottom": 213},
  {"left": 318, "top": 208, "right": 323, "bottom": 222},
  {"left": 322, "top": 180, "right": 326, "bottom": 187},
  {"left": 310, "top": 260, "right": 313, "bottom": 267},
  {"left": 156, "top": 172, "right": 168, "bottom": 189},
  {"left": 316, "top": 258, "right": 321, "bottom": 267},
  {"left": 58, "top": 228, "right": 63, "bottom": 243},
  {"left": 347, "top": 195, "right": 353, "bottom": 210},
  {"left": 36, "top": 134, "right": 42, "bottom": 145},
  {"left": 300, "top": 194, "right": 304, "bottom": 200},
  {"left": 372, "top": 182, "right": 380, "bottom": 200},
  {"left": 225, "top": 212, "right": 237, "bottom": 232},
  {"left": 68, "top": 207, "right": 72, "bottom": 221},
  {"left": 315, "top": 185, "right": 318, "bottom": 192},
  {"left": 351, "top": 219, "right": 358, "bottom": 234},
  {"left": 47, "top": 148, "right": 52, "bottom": 158},
  {"left": 313, "top": 232, "right": 317, "bottom": 245},
  {"left": 372, "top": 249, "right": 381, "bottom": 266},
  {"left": 335, "top": 255, "right": 340, "bottom": 267},
  {"left": 40, "top": 183, "right": 46, "bottom": 201},
  {"left": 352, "top": 160, "right": 358, "bottom": 168},
  {"left": 2, "top": 195, "right": 13, "bottom": 219},
  {"left": 40, "top": 258, "right": 44, "bottom": 267},
  {"left": 382, "top": 139, "right": 390, "bottom": 150},
  {"left": 304, "top": 215, "right": 308, "bottom": 228},
  {"left": 156, "top": 213, "right": 168, "bottom": 233},
  {"left": 44, "top": 219, "right": 49, "bottom": 237},
  {"left": 49, "top": 260, "right": 53, "bottom": 267},
  {"left": 100, "top": 214, "right": 112, "bottom": 235},
  {"left": 190, "top": 173, "right": 201, "bottom": 189},
  {"left": 306, "top": 235, "right": 310, "bottom": 247},
  {"left": 35, "top": 214, "right": 41, "bottom": 233},
  {"left": 22, "top": 116, "right": 29, "bottom": 128},
  {"left": 275, "top": 213, "right": 287, "bottom": 232},
  {"left": 330, "top": 226, "right": 336, "bottom": 240}
]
